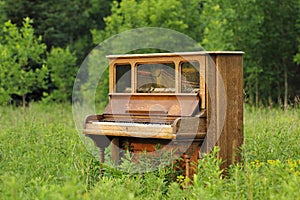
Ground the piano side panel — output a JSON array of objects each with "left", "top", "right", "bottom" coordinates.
[
  {"left": 227, "top": 54, "right": 243, "bottom": 164},
  {"left": 202, "top": 55, "right": 216, "bottom": 154},
  {"left": 216, "top": 54, "right": 228, "bottom": 168},
  {"left": 215, "top": 54, "right": 244, "bottom": 169}
]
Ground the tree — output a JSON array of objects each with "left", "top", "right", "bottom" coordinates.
[
  {"left": 4, "top": 0, "right": 113, "bottom": 62},
  {"left": 0, "top": 18, "right": 48, "bottom": 106},
  {"left": 294, "top": 0, "right": 300, "bottom": 64},
  {"left": 179, "top": 0, "right": 204, "bottom": 41},
  {"left": 200, "top": 0, "right": 236, "bottom": 50},
  {"left": 91, "top": 0, "right": 205, "bottom": 44},
  {"left": 0, "top": 0, "right": 6, "bottom": 26},
  {"left": 2, "top": 0, "right": 113, "bottom": 104},
  {"left": 258, "top": 0, "right": 298, "bottom": 109},
  {"left": 200, "top": 0, "right": 299, "bottom": 107},
  {"left": 292, "top": 0, "right": 300, "bottom": 103},
  {"left": 232, "top": 0, "right": 264, "bottom": 106},
  {"left": 45, "top": 47, "right": 77, "bottom": 102}
]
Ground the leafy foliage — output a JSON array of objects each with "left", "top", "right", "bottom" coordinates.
[
  {"left": 0, "top": 17, "right": 47, "bottom": 106},
  {"left": 200, "top": 0, "right": 235, "bottom": 50},
  {"left": 45, "top": 47, "right": 77, "bottom": 102},
  {"left": 92, "top": 0, "right": 203, "bottom": 44},
  {"left": 0, "top": 0, "right": 6, "bottom": 27},
  {"left": 294, "top": 0, "right": 300, "bottom": 64},
  {"left": 0, "top": 0, "right": 299, "bottom": 105}
]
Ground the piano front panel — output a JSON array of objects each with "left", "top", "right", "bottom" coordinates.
[{"left": 103, "top": 94, "right": 201, "bottom": 117}]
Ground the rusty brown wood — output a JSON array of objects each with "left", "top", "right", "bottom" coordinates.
[
  {"left": 215, "top": 54, "right": 244, "bottom": 169},
  {"left": 83, "top": 51, "right": 244, "bottom": 179},
  {"left": 111, "top": 137, "right": 120, "bottom": 166}
]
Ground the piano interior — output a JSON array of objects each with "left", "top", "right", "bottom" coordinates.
[{"left": 83, "top": 51, "right": 244, "bottom": 178}]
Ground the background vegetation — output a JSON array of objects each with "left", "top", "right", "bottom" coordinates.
[
  {"left": 0, "top": 0, "right": 299, "bottom": 107},
  {"left": 0, "top": 0, "right": 299, "bottom": 199}
]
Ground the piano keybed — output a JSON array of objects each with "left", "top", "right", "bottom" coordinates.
[
  {"left": 84, "top": 121, "right": 176, "bottom": 139},
  {"left": 84, "top": 113, "right": 207, "bottom": 140}
]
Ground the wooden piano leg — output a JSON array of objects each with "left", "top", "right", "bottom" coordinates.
[
  {"left": 111, "top": 137, "right": 120, "bottom": 166},
  {"left": 87, "top": 135, "right": 111, "bottom": 174},
  {"left": 99, "top": 147, "right": 105, "bottom": 174},
  {"left": 184, "top": 154, "right": 191, "bottom": 179}
]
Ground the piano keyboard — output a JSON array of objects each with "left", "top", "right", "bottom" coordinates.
[
  {"left": 92, "top": 121, "right": 171, "bottom": 128},
  {"left": 84, "top": 121, "right": 176, "bottom": 139}
]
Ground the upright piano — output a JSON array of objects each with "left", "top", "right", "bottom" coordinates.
[{"left": 83, "top": 51, "right": 244, "bottom": 177}]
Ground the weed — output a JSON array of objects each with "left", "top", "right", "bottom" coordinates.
[{"left": 0, "top": 104, "right": 299, "bottom": 199}]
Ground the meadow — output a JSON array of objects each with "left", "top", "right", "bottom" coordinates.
[{"left": 0, "top": 103, "right": 299, "bottom": 199}]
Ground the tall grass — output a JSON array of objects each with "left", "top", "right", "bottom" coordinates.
[
  {"left": 0, "top": 103, "right": 299, "bottom": 199},
  {"left": 0, "top": 103, "right": 99, "bottom": 199}
]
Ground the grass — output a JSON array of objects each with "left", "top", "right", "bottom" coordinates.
[{"left": 0, "top": 103, "right": 299, "bottom": 199}]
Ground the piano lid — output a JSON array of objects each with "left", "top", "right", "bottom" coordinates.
[{"left": 103, "top": 94, "right": 200, "bottom": 117}]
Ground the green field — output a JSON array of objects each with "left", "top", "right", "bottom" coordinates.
[{"left": 0, "top": 103, "right": 299, "bottom": 199}]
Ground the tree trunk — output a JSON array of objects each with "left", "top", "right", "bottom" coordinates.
[
  {"left": 280, "top": 3, "right": 288, "bottom": 111},
  {"left": 284, "top": 65, "right": 288, "bottom": 111},
  {"left": 22, "top": 94, "right": 26, "bottom": 110},
  {"left": 22, "top": 94, "right": 26, "bottom": 118},
  {"left": 255, "top": 76, "right": 259, "bottom": 107},
  {"left": 268, "top": 94, "right": 273, "bottom": 109},
  {"left": 248, "top": 83, "right": 253, "bottom": 105},
  {"left": 277, "top": 81, "right": 282, "bottom": 107}
]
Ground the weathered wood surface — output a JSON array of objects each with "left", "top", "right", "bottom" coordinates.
[
  {"left": 215, "top": 54, "right": 243, "bottom": 167},
  {"left": 103, "top": 94, "right": 200, "bottom": 117},
  {"left": 84, "top": 116, "right": 207, "bottom": 139},
  {"left": 83, "top": 51, "right": 244, "bottom": 178}
]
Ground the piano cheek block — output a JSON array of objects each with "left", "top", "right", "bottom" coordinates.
[{"left": 83, "top": 51, "right": 244, "bottom": 179}]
